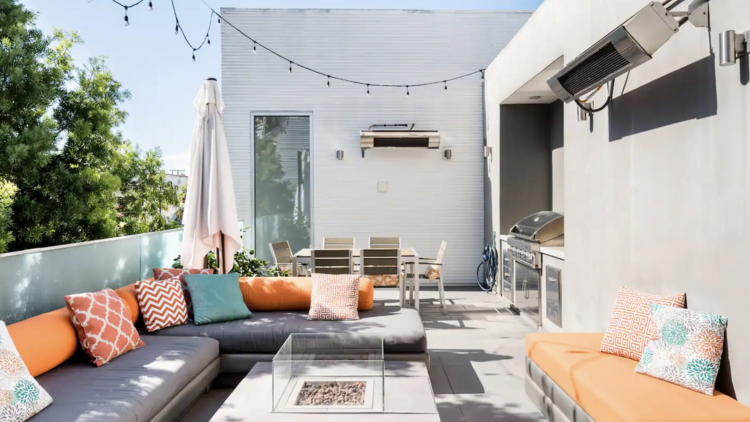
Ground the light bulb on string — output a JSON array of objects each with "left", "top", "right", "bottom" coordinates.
[
  {"left": 481, "top": 70, "right": 484, "bottom": 80},
  {"left": 406, "top": 86, "right": 410, "bottom": 97},
  {"left": 327, "top": 76, "right": 330, "bottom": 87},
  {"left": 175, "top": 21, "right": 179, "bottom": 35},
  {"left": 367, "top": 84, "right": 370, "bottom": 97},
  {"left": 218, "top": 17, "right": 221, "bottom": 24},
  {"left": 288, "top": 62, "right": 293, "bottom": 73},
  {"left": 253, "top": 43, "right": 257, "bottom": 54},
  {"left": 444, "top": 81, "right": 447, "bottom": 90},
  {"left": 207, "top": 38, "right": 211, "bottom": 46},
  {"left": 123, "top": 7, "right": 129, "bottom": 26},
  {"left": 192, "top": 50, "right": 196, "bottom": 62},
  {"left": 148, "top": 1, "right": 152, "bottom": 11}
]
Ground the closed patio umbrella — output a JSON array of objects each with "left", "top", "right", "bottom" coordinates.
[{"left": 180, "top": 78, "right": 240, "bottom": 272}]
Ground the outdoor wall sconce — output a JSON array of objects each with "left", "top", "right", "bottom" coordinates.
[
  {"left": 719, "top": 30, "right": 749, "bottom": 67},
  {"left": 336, "top": 150, "right": 344, "bottom": 160},
  {"left": 577, "top": 102, "right": 592, "bottom": 121},
  {"left": 444, "top": 149, "right": 452, "bottom": 160},
  {"left": 483, "top": 146, "right": 492, "bottom": 159}
]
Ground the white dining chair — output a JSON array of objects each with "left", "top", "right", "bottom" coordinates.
[
  {"left": 268, "top": 241, "right": 305, "bottom": 276},
  {"left": 360, "top": 248, "right": 402, "bottom": 289},
  {"left": 405, "top": 241, "right": 447, "bottom": 313},
  {"left": 311, "top": 249, "right": 354, "bottom": 275},
  {"left": 368, "top": 237, "right": 401, "bottom": 249},
  {"left": 322, "top": 237, "right": 355, "bottom": 249}
]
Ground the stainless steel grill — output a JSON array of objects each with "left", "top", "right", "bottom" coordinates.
[{"left": 504, "top": 211, "right": 564, "bottom": 326}]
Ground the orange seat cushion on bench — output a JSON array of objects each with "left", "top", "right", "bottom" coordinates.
[
  {"left": 526, "top": 333, "right": 750, "bottom": 422},
  {"left": 7, "top": 308, "right": 79, "bottom": 377},
  {"left": 239, "top": 277, "right": 374, "bottom": 312}
]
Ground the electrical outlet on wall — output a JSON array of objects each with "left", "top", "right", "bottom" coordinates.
[{"left": 377, "top": 181, "right": 388, "bottom": 193}]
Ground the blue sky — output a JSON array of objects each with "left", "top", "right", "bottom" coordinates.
[{"left": 23, "top": 0, "right": 541, "bottom": 172}]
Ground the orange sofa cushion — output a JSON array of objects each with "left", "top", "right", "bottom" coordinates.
[
  {"left": 115, "top": 283, "right": 141, "bottom": 324},
  {"left": 7, "top": 308, "right": 79, "bottom": 377},
  {"left": 526, "top": 333, "right": 750, "bottom": 422},
  {"left": 239, "top": 277, "right": 374, "bottom": 312}
]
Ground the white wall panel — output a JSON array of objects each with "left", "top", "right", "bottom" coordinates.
[{"left": 222, "top": 9, "right": 530, "bottom": 284}]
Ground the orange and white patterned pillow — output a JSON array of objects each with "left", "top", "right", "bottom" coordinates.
[
  {"left": 308, "top": 274, "right": 361, "bottom": 321},
  {"left": 153, "top": 268, "right": 214, "bottom": 316},
  {"left": 369, "top": 275, "right": 401, "bottom": 287},
  {"left": 600, "top": 286, "right": 686, "bottom": 361},
  {"left": 64, "top": 289, "right": 145, "bottom": 367},
  {"left": 135, "top": 279, "right": 188, "bottom": 332}
]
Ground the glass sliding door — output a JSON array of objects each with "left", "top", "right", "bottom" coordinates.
[{"left": 253, "top": 115, "right": 311, "bottom": 261}]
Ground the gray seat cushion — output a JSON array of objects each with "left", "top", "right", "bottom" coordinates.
[
  {"left": 33, "top": 336, "right": 219, "bottom": 422},
  {"left": 152, "top": 306, "right": 427, "bottom": 354}
]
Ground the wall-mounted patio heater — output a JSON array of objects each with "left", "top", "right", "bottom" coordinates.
[
  {"left": 360, "top": 128, "right": 440, "bottom": 158},
  {"left": 547, "top": 0, "right": 709, "bottom": 104}
]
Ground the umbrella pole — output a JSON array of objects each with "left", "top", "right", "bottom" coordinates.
[{"left": 221, "top": 232, "right": 227, "bottom": 274}]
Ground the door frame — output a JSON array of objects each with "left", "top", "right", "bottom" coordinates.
[{"left": 249, "top": 111, "right": 314, "bottom": 256}]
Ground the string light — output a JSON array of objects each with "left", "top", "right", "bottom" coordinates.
[{"left": 99, "top": 0, "right": 487, "bottom": 94}]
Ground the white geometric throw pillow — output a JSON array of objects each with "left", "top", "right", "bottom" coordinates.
[
  {"left": 634, "top": 304, "right": 727, "bottom": 395},
  {"left": 0, "top": 322, "right": 53, "bottom": 421},
  {"left": 308, "top": 274, "right": 361, "bottom": 321}
]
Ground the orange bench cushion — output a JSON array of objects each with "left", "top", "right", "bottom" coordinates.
[
  {"left": 7, "top": 308, "right": 79, "bottom": 377},
  {"left": 526, "top": 333, "right": 750, "bottom": 422},
  {"left": 239, "top": 277, "right": 374, "bottom": 312},
  {"left": 115, "top": 283, "right": 141, "bottom": 324}
]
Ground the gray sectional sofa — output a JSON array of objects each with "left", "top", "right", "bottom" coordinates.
[{"left": 32, "top": 306, "right": 427, "bottom": 422}]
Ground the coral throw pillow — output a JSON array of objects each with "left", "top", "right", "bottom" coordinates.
[
  {"left": 308, "top": 274, "right": 361, "bottom": 321},
  {"left": 64, "top": 289, "right": 145, "bottom": 367},
  {"left": 0, "top": 321, "right": 53, "bottom": 421},
  {"left": 601, "top": 286, "right": 686, "bottom": 361},
  {"left": 153, "top": 268, "right": 214, "bottom": 316},
  {"left": 635, "top": 304, "right": 727, "bottom": 395},
  {"left": 135, "top": 279, "right": 188, "bottom": 332}
]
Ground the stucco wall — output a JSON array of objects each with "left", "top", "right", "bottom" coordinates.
[
  {"left": 222, "top": 9, "right": 530, "bottom": 283},
  {"left": 486, "top": 0, "right": 750, "bottom": 403}
]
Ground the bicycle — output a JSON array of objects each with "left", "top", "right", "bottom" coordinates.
[{"left": 476, "top": 232, "right": 498, "bottom": 292}]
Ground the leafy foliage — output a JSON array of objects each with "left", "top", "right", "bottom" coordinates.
[
  {"left": 0, "top": 179, "right": 18, "bottom": 253},
  {"left": 172, "top": 249, "right": 288, "bottom": 277},
  {"left": 0, "top": 0, "right": 180, "bottom": 252}
]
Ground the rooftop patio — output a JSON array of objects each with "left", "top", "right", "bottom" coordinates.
[{"left": 182, "top": 287, "right": 543, "bottom": 422}]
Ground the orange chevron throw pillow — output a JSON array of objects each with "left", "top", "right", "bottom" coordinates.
[{"left": 135, "top": 279, "right": 189, "bottom": 332}]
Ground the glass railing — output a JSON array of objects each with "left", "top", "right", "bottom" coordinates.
[{"left": 0, "top": 229, "right": 183, "bottom": 324}]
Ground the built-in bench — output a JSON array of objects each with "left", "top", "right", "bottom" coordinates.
[
  {"left": 7, "top": 277, "right": 427, "bottom": 422},
  {"left": 525, "top": 333, "right": 750, "bottom": 422}
]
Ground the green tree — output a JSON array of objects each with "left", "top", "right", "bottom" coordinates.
[
  {"left": 0, "top": 179, "right": 18, "bottom": 253},
  {"left": 0, "top": 0, "right": 180, "bottom": 252},
  {"left": 115, "top": 146, "right": 181, "bottom": 236}
]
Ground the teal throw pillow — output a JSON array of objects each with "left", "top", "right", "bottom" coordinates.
[{"left": 184, "top": 273, "right": 253, "bottom": 325}]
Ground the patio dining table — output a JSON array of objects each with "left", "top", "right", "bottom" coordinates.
[{"left": 294, "top": 248, "right": 421, "bottom": 310}]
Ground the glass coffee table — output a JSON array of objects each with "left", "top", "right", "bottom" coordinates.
[
  {"left": 209, "top": 333, "right": 439, "bottom": 421},
  {"left": 272, "top": 333, "right": 384, "bottom": 413}
]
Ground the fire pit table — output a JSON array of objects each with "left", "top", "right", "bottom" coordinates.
[{"left": 209, "top": 333, "right": 439, "bottom": 421}]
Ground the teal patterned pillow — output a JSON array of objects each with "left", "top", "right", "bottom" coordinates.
[
  {"left": 635, "top": 304, "right": 727, "bottom": 395},
  {"left": 0, "top": 321, "right": 53, "bottom": 421}
]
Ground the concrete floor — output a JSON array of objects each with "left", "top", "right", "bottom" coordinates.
[{"left": 181, "top": 287, "right": 545, "bottom": 422}]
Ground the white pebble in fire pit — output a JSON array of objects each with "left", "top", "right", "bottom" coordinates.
[{"left": 295, "top": 382, "right": 366, "bottom": 406}]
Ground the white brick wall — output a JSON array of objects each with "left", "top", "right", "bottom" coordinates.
[{"left": 221, "top": 8, "right": 530, "bottom": 284}]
